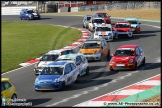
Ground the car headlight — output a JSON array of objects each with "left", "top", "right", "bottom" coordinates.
[
  {"left": 108, "top": 33, "right": 111, "bottom": 36},
  {"left": 110, "top": 58, "right": 114, "bottom": 62},
  {"left": 128, "top": 59, "right": 133, "bottom": 63},
  {"left": 54, "top": 78, "right": 60, "bottom": 82},
  {"left": 35, "top": 78, "right": 38, "bottom": 83},
  {"left": 94, "top": 51, "right": 100, "bottom": 55}
]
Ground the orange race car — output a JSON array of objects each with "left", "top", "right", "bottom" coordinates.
[{"left": 79, "top": 39, "right": 110, "bottom": 61}]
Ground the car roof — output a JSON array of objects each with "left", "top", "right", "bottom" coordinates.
[
  {"left": 47, "top": 61, "right": 68, "bottom": 67},
  {"left": 125, "top": 18, "right": 138, "bottom": 20},
  {"left": 118, "top": 44, "right": 139, "bottom": 48},
  {"left": 1, "top": 78, "right": 10, "bottom": 82}
]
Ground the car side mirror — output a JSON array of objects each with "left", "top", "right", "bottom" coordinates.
[{"left": 111, "top": 54, "right": 114, "bottom": 57}]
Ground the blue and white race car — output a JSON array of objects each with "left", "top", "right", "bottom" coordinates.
[
  {"left": 124, "top": 18, "right": 141, "bottom": 33},
  {"left": 34, "top": 61, "right": 79, "bottom": 91},
  {"left": 20, "top": 8, "right": 41, "bottom": 20},
  {"left": 34, "top": 49, "right": 75, "bottom": 75}
]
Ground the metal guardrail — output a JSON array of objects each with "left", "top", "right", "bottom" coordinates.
[{"left": 78, "top": 2, "right": 161, "bottom": 11}]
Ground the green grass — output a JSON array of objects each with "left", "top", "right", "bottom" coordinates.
[{"left": 2, "top": 21, "right": 82, "bottom": 73}]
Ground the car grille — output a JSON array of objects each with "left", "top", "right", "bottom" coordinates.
[{"left": 38, "top": 86, "right": 54, "bottom": 90}]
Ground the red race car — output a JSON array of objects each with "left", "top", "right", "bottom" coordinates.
[
  {"left": 109, "top": 44, "right": 145, "bottom": 71},
  {"left": 92, "top": 12, "right": 111, "bottom": 24},
  {"left": 113, "top": 21, "right": 133, "bottom": 38}
]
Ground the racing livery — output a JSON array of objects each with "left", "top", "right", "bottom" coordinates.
[
  {"left": 34, "top": 49, "right": 75, "bottom": 75},
  {"left": 34, "top": 61, "right": 79, "bottom": 91},
  {"left": 88, "top": 18, "right": 106, "bottom": 32},
  {"left": 56, "top": 54, "right": 89, "bottom": 76},
  {"left": 20, "top": 8, "right": 41, "bottom": 20},
  {"left": 79, "top": 39, "right": 110, "bottom": 61},
  {"left": 109, "top": 44, "right": 145, "bottom": 71},
  {"left": 113, "top": 21, "right": 133, "bottom": 38},
  {"left": 94, "top": 23, "right": 114, "bottom": 41},
  {"left": 124, "top": 18, "right": 141, "bottom": 33},
  {"left": 92, "top": 12, "right": 111, "bottom": 24}
]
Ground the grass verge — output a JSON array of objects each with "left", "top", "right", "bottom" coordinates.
[{"left": 2, "top": 21, "right": 82, "bottom": 73}]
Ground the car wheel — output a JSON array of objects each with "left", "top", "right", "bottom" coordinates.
[
  {"left": 134, "top": 62, "right": 137, "bottom": 70},
  {"left": 11, "top": 94, "right": 17, "bottom": 100},
  {"left": 20, "top": 17, "right": 22, "bottom": 20},
  {"left": 83, "top": 24, "right": 85, "bottom": 28},
  {"left": 85, "top": 67, "right": 89, "bottom": 75},
  {"left": 142, "top": 57, "right": 145, "bottom": 66},
  {"left": 27, "top": 17, "right": 30, "bottom": 21},
  {"left": 107, "top": 50, "right": 110, "bottom": 61},
  {"left": 75, "top": 75, "right": 79, "bottom": 83},
  {"left": 109, "top": 67, "right": 114, "bottom": 71},
  {"left": 61, "top": 81, "right": 66, "bottom": 90}
]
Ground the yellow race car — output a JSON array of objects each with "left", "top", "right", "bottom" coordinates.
[{"left": 1, "top": 78, "right": 17, "bottom": 105}]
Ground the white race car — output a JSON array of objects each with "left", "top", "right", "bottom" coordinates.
[
  {"left": 34, "top": 49, "right": 75, "bottom": 75},
  {"left": 94, "top": 23, "right": 114, "bottom": 41},
  {"left": 56, "top": 54, "right": 89, "bottom": 76},
  {"left": 88, "top": 17, "right": 106, "bottom": 32}
]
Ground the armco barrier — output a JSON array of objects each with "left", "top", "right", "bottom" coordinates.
[
  {"left": 1, "top": 6, "right": 36, "bottom": 15},
  {"left": 19, "top": 25, "right": 91, "bottom": 67}
]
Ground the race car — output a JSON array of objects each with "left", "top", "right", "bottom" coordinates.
[
  {"left": 34, "top": 49, "right": 75, "bottom": 75},
  {"left": 94, "top": 23, "right": 115, "bottom": 41},
  {"left": 56, "top": 54, "right": 89, "bottom": 76},
  {"left": 109, "top": 44, "right": 145, "bottom": 71},
  {"left": 92, "top": 12, "right": 111, "bottom": 24},
  {"left": 1, "top": 78, "right": 17, "bottom": 105},
  {"left": 83, "top": 15, "right": 92, "bottom": 29},
  {"left": 113, "top": 21, "right": 133, "bottom": 38},
  {"left": 88, "top": 18, "right": 106, "bottom": 32},
  {"left": 124, "top": 18, "right": 141, "bottom": 33},
  {"left": 34, "top": 61, "right": 79, "bottom": 91},
  {"left": 79, "top": 39, "right": 110, "bottom": 61},
  {"left": 19, "top": 8, "right": 41, "bottom": 20}
]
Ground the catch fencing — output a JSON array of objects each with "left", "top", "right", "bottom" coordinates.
[{"left": 78, "top": 1, "right": 161, "bottom": 11}]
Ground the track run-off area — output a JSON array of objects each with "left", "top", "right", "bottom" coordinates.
[{"left": 1, "top": 15, "right": 161, "bottom": 107}]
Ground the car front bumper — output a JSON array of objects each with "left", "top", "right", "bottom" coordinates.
[
  {"left": 83, "top": 53, "right": 101, "bottom": 61},
  {"left": 94, "top": 35, "right": 113, "bottom": 41},
  {"left": 109, "top": 62, "right": 135, "bottom": 70}
]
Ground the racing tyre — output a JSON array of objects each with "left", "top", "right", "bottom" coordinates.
[
  {"left": 142, "top": 57, "right": 145, "bottom": 66},
  {"left": 109, "top": 67, "right": 114, "bottom": 71},
  {"left": 83, "top": 25, "right": 85, "bottom": 28},
  {"left": 11, "top": 94, "right": 17, "bottom": 101},
  {"left": 20, "top": 17, "right": 22, "bottom": 20},
  {"left": 134, "top": 62, "right": 137, "bottom": 70},
  {"left": 61, "top": 81, "right": 66, "bottom": 90},
  {"left": 27, "top": 17, "right": 30, "bottom": 21},
  {"left": 75, "top": 75, "right": 79, "bottom": 83},
  {"left": 107, "top": 50, "right": 110, "bottom": 61},
  {"left": 85, "top": 67, "right": 89, "bottom": 75}
]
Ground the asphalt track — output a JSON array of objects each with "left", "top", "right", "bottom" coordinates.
[{"left": 1, "top": 15, "right": 161, "bottom": 107}]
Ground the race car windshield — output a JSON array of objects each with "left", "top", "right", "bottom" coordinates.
[
  {"left": 41, "top": 67, "right": 63, "bottom": 75},
  {"left": 87, "top": 17, "right": 91, "bottom": 20},
  {"left": 96, "top": 27, "right": 111, "bottom": 31},
  {"left": 114, "top": 49, "right": 135, "bottom": 56},
  {"left": 127, "top": 20, "right": 138, "bottom": 24},
  {"left": 82, "top": 42, "right": 100, "bottom": 48},
  {"left": 97, "top": 13, "right": 108, "bottom": 18},
  {"left": 116, "top": 24, "right": 130, "bottom": 28},
  {"left": 93, "top": 19, "right": 105, "bottom": 23},
  {"left": 41, "top": 55, "right": 59, "bottom": 61},
  {"left": 27, "top": 10, "right": 34, "bottom": 14},
  {"left": 56, "top": 59, "right": 73, "bottom": 61}
]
